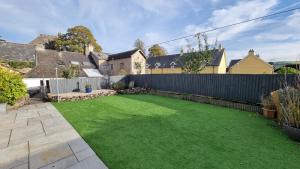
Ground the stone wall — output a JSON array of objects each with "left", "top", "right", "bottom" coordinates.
[
  {"left": 149, "top": 90, "right": 262, "bottom": 113},
  {"left": 47, "top": 89, "right": 116, "bottom": 102}
]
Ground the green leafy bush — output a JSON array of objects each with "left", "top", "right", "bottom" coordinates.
[
  {"left": 0, "top": 67, "right": 27, "bottom": 105},
  {"left": 111, "top": 81, "right": 126, "bottom": 90},
  {"left": 62, "top": 65, "right": 79, "bottom": 79},
  {"left": 8, "top": 61, "right": 34, "bottom": 69},
  {"left": 277, "top": 67, "right": 299, "bottom": 74}
]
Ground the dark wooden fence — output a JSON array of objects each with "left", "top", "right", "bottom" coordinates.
[{"left": 128, "top": 74, "right": 298, "bottom": 105}]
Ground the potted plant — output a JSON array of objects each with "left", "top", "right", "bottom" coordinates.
[
  {"left": 279, "top": 87, "right": 300, "bottom": 142},
  {"left": 261, "top": 95, "right": 276, "bottom": 119},
  {"left": 85, "top": 84, "right": 92, "bottom": 93}
]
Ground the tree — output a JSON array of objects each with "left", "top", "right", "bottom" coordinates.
[
  {"left": 277, "top": 67, "right": 300, "bottom": 74},
  {"left": 134, "top": 39, "right": 146, "bottom": 54},
  {"left": 48, "top": 25, "right": 102, "bottom": 53},
  {"left": 148, "top": 44, "right": 167, "bottom": 57},
  {"left": 178, "top": 33, "right": 215, "bottom": 73}
]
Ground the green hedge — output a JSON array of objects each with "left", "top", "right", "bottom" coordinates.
[{"left": 0, "top": 67, "right": 27, "bottom": 105}]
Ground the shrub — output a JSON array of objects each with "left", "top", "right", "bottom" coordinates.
[
  {"left": 111, "top": 81, "right": 126, "bottom": 90},
  {"left": 0, "top": 67, "right": 27, "bottom": 105},
  {"left": 277, "top": 67, "right": 299, "bottom": 74},
  {"left": 278, "top": 87, "right": 300, "bottom": 128},
  {"left": 8, "top": 61, "right": 34, "bottom": 69},
  {"left": 62, "top": 65, "right": 79, "bottom": 79}
]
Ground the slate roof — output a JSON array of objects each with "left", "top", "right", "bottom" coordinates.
[
  {"left": 0, "top": 41, "right": 36, "bottom": 62},
  {"left": 228, "top": 59, "right": 241, "bottom": 68},
  {"left": 30, "top": 34, "right": 57, "bottom": 45},
  {"left": 146, "top": 49, "right": 225, "bottom": 69},
  {"left": 25, "top": 50, "right": 99, "bottom": 78},
  {"left": 108, "top": 49, "right": 145, "bottom": 60}
]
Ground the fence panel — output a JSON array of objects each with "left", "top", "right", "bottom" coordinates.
[
  {"left": 129, "top": 74, "right": 297, "bottom": 105},
  {"left": 49, "top": 77, "right": 108, "bottom": 93}
]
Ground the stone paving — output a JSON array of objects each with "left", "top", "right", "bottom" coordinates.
[{"left": 0, "top": 103, "right": 108, "bottom": 169}]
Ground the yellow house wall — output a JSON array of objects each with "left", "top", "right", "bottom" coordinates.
[
  {"left": 146, "top": 68, "right": 182, "bottom": 74},
  {"left": 217, "top": 51, "right": 227, "bottom": 73},
  {"left": 131, "top": 51, "right": 146, "bottom": 74},
  {"left": 229, "top": 55, "right": 273, "bottom": 74}
]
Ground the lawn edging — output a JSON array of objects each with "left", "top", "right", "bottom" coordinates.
[{"left": 149, "top": 90, "right": 262, "bottom": 113}]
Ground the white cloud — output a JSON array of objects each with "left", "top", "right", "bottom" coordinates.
[
  {"left": 228, "top": 41, "right": 300, "bottom": 62},
  {"left": 130, "top": 0, "right": 182, "bottom": 16},
  {"left": 255, "top": 10, "right": 300, "bottom": 41},
  {"left": 184, "top": 0, "right": 278, "bottom": 41}
]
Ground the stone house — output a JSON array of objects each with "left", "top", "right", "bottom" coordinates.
[
  {"left": 90, "top": 49, "right": 146, "bottom": 76},
  {"left": 0, "top": 35, "right": 102, "bottom": 89},
  {"left": 228, "top": 49, "right": 274, "bottom": 74},
  {"left": 146, "top": 47, "right": 227, "bottom": 74}
]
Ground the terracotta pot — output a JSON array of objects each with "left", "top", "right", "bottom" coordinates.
[
  {"left": 262, "top": 108, "right": 276, "bottom": 119},
  {"left": 283, "top": 123, "right": 300, "bottom": 142}
]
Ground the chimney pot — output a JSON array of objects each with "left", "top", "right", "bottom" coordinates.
[{"left": 248, "top": 49, "right": 255, "bottom": 56}]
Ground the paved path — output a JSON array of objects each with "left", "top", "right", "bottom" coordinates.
[{"left": 0, "top": 103, "right": 108, "bottom": 169}]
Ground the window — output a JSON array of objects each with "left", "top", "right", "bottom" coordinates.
[
  {"left": 40, "top": 80, "right": 44, "bottom": 86},
  {"left": 120, "top": 63, "right": 124, "bottom": 69},
  {"left": 155, "top": 63, "right": 161, "bottom": 69},
  {"left": 170, "top": 62, "right": 176, "bottom": 69},
  {"left": 110, "top": 64, "right": 113, "bottom": 70}
]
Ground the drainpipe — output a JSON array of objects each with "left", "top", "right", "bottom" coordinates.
[{"left": 55, "top": 68, "right": 60, "bottom": 103}]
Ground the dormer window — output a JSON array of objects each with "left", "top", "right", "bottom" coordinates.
[
  {"left": 155, "top": 63, "right": 161, "bottom": 69},
  {"left": 146, "top": 64, "right": 150, "bottom": 69},
  {"left": 170, "top": 62, "right": 176, "bottom": 69}
]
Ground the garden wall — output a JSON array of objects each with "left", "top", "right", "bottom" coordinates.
[{"left": 129, "top": 74, "right": 298, "bottom": 105}]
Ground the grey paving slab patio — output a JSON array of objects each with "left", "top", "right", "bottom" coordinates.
[{"left": 0, "top": 103, "right": 108, "bottom": 169}]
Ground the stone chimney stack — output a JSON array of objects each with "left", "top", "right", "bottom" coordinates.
[
  {"left": 248, "top": 49, "right": 255, "bottom": 56},
  {"left": 85, "top": 43, "right": 94, "bottom": 56}
]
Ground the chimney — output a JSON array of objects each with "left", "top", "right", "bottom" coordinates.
[
  {"left": 248, "top": 49, "right": 255, "bottom": 56},
  {"left": 85, "top": 43, "right": 94, "bottom": 56},
  {"left": 218, "top": 44, "right": 223, "bottom": 51}
]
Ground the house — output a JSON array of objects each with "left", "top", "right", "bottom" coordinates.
[
  {"left": 0, "top": 35, "right": 101, "bottom": 90},
  {"left": 90, "top": 49, "right": 146, "bottom": 75},
  {"left": 24, "top": 49, "right": 102, "bottom": 89},
  {"left": 228, "top": 49, "right": 274, "bottom": 74},
  {"left": 146, "top": 47, "right": 227, "bottom": 74}
]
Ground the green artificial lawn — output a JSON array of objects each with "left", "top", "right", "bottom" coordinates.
[{"left": 53, "top": 95, "right": 300, "bottom": 169}]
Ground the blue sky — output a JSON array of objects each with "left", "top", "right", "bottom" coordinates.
[{"left": 0, "top": 0, "right": 299, "bottom": 62}]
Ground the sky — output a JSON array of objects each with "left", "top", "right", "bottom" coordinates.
[{"left": 0, "top": 0, "right": 299, "bottom": 63}]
